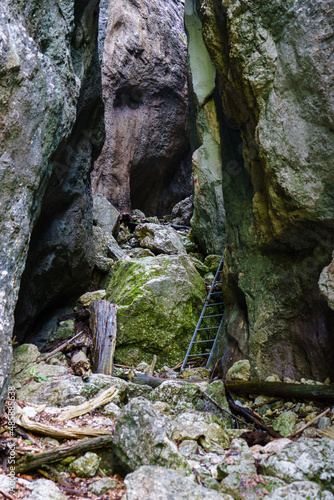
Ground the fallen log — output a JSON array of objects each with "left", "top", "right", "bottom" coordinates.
[
  {"left": 224, "top": 381, "right": 334, "bottom": 402},
  {"left": 89, "top": 300, "right": 117, "bottom": 375},
  {"left": 16, "top": 435, "right": 112, "bottom": 473}
]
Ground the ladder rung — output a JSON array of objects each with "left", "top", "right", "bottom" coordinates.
[
  {"left": 214, "top": 281, "right": 223, "bottom": 284},
  {"left": 193, "top": 339, "right": 215, "bottom": 344},
  {"left": 202, "top": 314, "right": 224, "bottom": 318},
  {"left": 209, "top": 292, "right": 222, "bottom": 295},
  {"left": 197, "top": 326, "right": 220, "bottom": 331},
  {"left": 206, "top": 302, "right": 224, "bottom": 307},
  {"left": 187, "top": 353, "right": 210, "bottom": 357}
]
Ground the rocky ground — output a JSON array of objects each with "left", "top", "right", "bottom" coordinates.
[
  {"left": 0, "top": 342, "right": 334, "bottom": 499},
  {"left": 1, "top": 197, "right": 334, "bottom": 499}
]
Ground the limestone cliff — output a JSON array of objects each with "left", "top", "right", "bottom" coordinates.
[
  {"left": 185, "top": 0, "right": 225, "bottom": 255},
  {"left": 195, "top": 0, "right": 334, "bottom": 380},
  {"left": 92, "top": 0, "right": 192, "bottom": 216},
  {"left": 0, "top": 0, "right": 102, "bottom": 407}
]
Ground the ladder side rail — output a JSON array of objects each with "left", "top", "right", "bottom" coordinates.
[
  {"left": 206, "top": 315, "right": 224, "bottom": 369},
  {"left": 180, "top": 299, "right": 211, "bottom": 371}
]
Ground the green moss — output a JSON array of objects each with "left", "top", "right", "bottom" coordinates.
[{"left": 105, "top": 255, "right": 206, "bottom": 367}]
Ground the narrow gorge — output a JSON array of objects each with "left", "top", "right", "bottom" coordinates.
[{"left": 0, "top": 0, "right": 334, "bottom": 498}]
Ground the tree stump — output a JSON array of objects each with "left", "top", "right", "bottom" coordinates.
[{"left": 89, "top": 300, "right": 117, "bottom": 375}]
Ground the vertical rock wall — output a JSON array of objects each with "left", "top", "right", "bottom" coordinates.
[
  {"left": 0, "top": 0, "right": 102, "bottom": 407},
  {"left": 92, "top": 0, "right": 192, "bottom": 216},
  {"left": 199, "top": 0, "right": 334, "bottom": 380},
  {"left": 185, "top": 0, "right": 225, "bottom": 255}
]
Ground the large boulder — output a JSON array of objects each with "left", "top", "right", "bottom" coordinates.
[
  {"left": 260, "top": 437, "right": 334, "bottom": 491},
  {"left": 197, "top": 0, "right": 334, "bottom": 380},
  {"left": 113, "top": 398, "right": 190, "bottom": 474},
  {"left": 106, "top": 254, "right": 206, "bottom": 366},
  {"left": 92, "top": 0, "right": 192, "bottom": 216},
  {"left": 134, "top": 223, "right": 186, "bottom": 255},
  {"left": 124, "top": 466, "right": 232, "bottom": 500}
]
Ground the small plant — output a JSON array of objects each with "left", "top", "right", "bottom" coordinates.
[
  {"left": 179, "top": 32, "right": 187, "bottom": 46},
  {"left": 29, "top": 367, "right": 50, "bottom": 382}
]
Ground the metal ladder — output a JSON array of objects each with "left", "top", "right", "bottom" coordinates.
[{"left": 181, "top": 255, "right": 224, "bottom": 371}]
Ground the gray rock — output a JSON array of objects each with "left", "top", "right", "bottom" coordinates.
[
  {"left": 16, "top": 375, "right": 87, "bottom": 406},
  {"left": 46, "top": 353, "right": 69, "bottom": 367},
  {"left": 69, "top": 452, "right": 101, "bottom": 478},
  {"left": 24, "top": 479, "right": 67, "bottom": 500},
  {"left": 267, "top": 481, "right": 334, "bottom": 500},
  {"left": 217, "top": 438, "right": 256, "bottom": 479},
  {"left": 102, "top": 402, "right": 122, "bottom": 419},
  {"left": 171, "top": 196, "right": 194, "bottom": 226},
  {"left": 12, "top": 344, "right": 40, "bottom": 377},
  {"left": 124, "top": 466, "right": 233, "bottom": 500},
  {"left": 93, "top": 226, "right": 125, "bottom": 270},
  {"left": 92, "top": 0, "right": 191, "bottom": 216},
  {"left": 181, "top": 367, "right": 211, "bottom": 380},
  {"left": 93, "top": 194, "right": 120, "bottom": 236},
  {"left": 179, "top": 440, "right": 198, "bottom": 457},
  {"left": 260, "top": 437, "right": 334, "bottom": 491},
  {"left": 171, "top": 410, "right": 229, "bottom": 453},
  {"left": 319, "top": 254, "right": 334, "bottom": 311},
  {"left": 226, "top": 360, "right": 251, "bottom": 382},
  {"left": 152, "top": 401, "right": 172, "bottom": 415},
  {"left": 0, "top": 474, "right": 16, "bottom": 494},
  {"left": 13, "top": 361, "right": 68, "bottom": 388},
  {"left": 219, "top": 473, "right": 286, "bottom": 500},
  {"left": 134, "top": 223, "right": 186, "bottom": 255},
  {"left": 151, "top": 380, "right": 209, "bottom": 412},
  {"left": 87, "top": 477, "right": 117, "bottom": 495},
  {"left": 113, "top": 398, "right": 190, "bottom": 473},
  {"left": 318, "top": 417, "right": 332, "bottom": 430}
]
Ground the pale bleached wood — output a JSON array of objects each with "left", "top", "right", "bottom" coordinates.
[
  {"left": 57, "top": 386, "right": 118, "bottom": 421},
  {"left": 15, "top": 410, "right": 110, "bottom": 439},
  {"left": 89, "top": 300, "right": 117, "bottom": 375}
]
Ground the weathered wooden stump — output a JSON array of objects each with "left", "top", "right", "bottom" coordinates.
[{"left": 89, "top": 300, "right": 117, "bottom": 375}]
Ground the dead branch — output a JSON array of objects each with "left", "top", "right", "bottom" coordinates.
[
  {"left": 36, "top": 331, "right": 84, "bottom": 363},
  {"left": 57, "top": 386, "right": 118, "bottom": 421},
  {"left": 15, "top": 435, "right": 112, "bottom": 473},
  {"left": 290, "top": 408, "right": 330, "bottom": 437}
]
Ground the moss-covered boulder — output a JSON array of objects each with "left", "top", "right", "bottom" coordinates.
[{"left": 106, "top": 255, "right": 206, "bottom": 366}]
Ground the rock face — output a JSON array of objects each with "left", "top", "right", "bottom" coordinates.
[
  {"left": 0, "top": 0, "right": 102, "bottom": 407},
  {"left": 106, "top": 255, "right": 206, "bottom": 366},
  {"left": 185, "top": 0, "right": 225, "bottom": 254},
  {"left": 92, "top": 0, "right": 192, "bottom": 216},
  {"left": 195, "top": 0, "right": 334, "bottom": 380}
]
